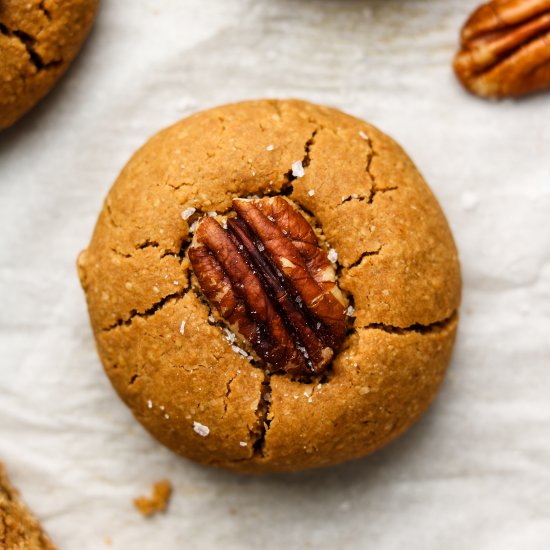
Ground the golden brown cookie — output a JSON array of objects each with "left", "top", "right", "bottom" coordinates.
[
  {"left": 78, "top": 99, "right": 461, "bottom": 473},
  {"left": 0, "top": 463, "right": 56, "bottom": 550},
  {"left": 0, "top": 0, "right": 99, "bottom": 129}
]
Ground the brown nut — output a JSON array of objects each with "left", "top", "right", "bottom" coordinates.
[
  {"left": 188, "top": 197, "right": 348, "bottom": 376},
  {"left": 454, "top": 0, "right": 550, "bottom": 98}
]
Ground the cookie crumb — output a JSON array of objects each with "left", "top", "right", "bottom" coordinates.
[
  {"left": 291, "top": 160, "right": 305, "bottom": 178},
  {"left": 133, "top": 480, "right": 172, "bottom": 518},
  {"left": 179, "top": 320, "right": 186, "bottom": 335},
  {"left": 308, "top": 189, "right": 315, "bottom": 196},
  {"left": 327, "top": 248, "right": 338, "bottom": 263},
  {"left": 181, "top": 207, "right": 196, "bottom": 220},
  {"left": 266, "top": 144, "right": 274, "bottom": 151},
  {"left": 193, "top": 421, "right": 210, "bottom": 437}
]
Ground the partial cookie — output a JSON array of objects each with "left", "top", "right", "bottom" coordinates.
[
  {"left": 78, "top": 99, "right": 461, "bottom": 473},
  {"left": 0, "top": 0, "right": 99, "bottom": 129},
  {"left": 0, "top": 463, "right": 56, "bottom": 550}
]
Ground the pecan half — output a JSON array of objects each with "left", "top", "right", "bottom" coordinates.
[
  {"left": 454, "top": 0, "right": 550, "bottom": 98},
  {"left": 188, "top": 197, "right": 348, "bottom": 376}
]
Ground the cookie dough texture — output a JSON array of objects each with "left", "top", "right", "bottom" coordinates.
[
  {"left": 0, "top": 463, "right": 56, "bottom": 550},
  {"left": 0, "top": 0, "right": 99, "bottom": 129},
  {"left": 78, "top": 99, "right": 461, "bottom": 473}
]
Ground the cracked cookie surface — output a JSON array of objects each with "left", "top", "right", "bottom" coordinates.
[
  {"left": 0, "top": 463, "right": 56, "bottom": 549},
  {"left": 0, "top": 0, "right": 99, "bottom": 129},
  {"left": 78, "top": 99, "right": 461, "bottom": 473}
]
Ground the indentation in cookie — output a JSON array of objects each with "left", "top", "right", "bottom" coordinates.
[{"left": 188, "top": 196, "right": 348, "bottom": 377}]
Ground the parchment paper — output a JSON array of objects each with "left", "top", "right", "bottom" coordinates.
[{"left": 1, "top": 1, "right": 549, "bottom": 548}]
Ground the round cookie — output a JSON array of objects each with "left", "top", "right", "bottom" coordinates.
[
  {"left": 0, "top": 0, "right": 99, "bottom": 129},
  {"left": 78, "top": 99, "right": 461, "bottom": 473}
]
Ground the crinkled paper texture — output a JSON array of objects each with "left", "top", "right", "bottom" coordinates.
[{"left": 0, "top": 0, "right": 549, "bottom": 548}]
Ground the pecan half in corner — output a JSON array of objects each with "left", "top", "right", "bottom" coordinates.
[
  {"left": 454, "top": 0, "right": 550, "bottom": 98},
  {"left": 188, "top": 197, "right": 348, "bottom": 376}
]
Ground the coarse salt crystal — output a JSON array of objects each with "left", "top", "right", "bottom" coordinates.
[
  {"left": 173, "top": 280, "right": 179, "bottom": 285},
  {"left": 207, "top": 211, "right": 217, "bottom": 217},
  {"left": 359, "top": 130, "right": 369, "bottom": 141},
  {"left": 147, "top": 400, "right": 153, "bottom": 409},
  {"left": 346, "top": 305, "right": 355, "bottom": 317},
  {"left": 308, "top": 189, "right": 315, "bottom": 196},
  {"left": 179, "top": 320, "right": 186, "bottom": 335},
  {"left": 240, "top": 441, "right": 247, "bottom": 447},
  {"left": 266, "top": 144, "right": 275, "bottom": 151},
  {"left": 461, "top": 191, "right": 479, "bottom": 211},
  {"left": 164, "top": 413, "right": 170, "bottom": 419},
  {"left": 208, "top": 314, "right": 215, "bottom": 323},
  {"left": 181, "top": 207, "right": 196, "bottom": 220},
  {"left": 232, "top": 344, "right": 248, "bottom": 357},
  {"left": 189, "top": 220, "right": 199, "bottom": 233},
  {"left": 193, "top": 421, "right": 210, "bottom": 437},
  {"left": 224, "top": 328, "right": 236, "bottom": 343},
  {"left": 257, "top": 243, "right": 265, "bottom": 252},
  {"left": 328, "top": 248, "right": 338, "bottom": 263},
  {"left": 291, "top": 160, "right": 305, "bottom": 178}
]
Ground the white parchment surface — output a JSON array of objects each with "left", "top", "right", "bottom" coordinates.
[{"left": 1, "top": 1, "right": 549, "bottom": 548}]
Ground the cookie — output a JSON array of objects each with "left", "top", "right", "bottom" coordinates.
[
  {"left": 0, "top": 463, "right": 56, "bottom": 549},
  {"left": 0, "top": 0, "right": 99, "bottom": 129},
  {"left": 78, "top": 99, "right": 461, "bottom": 473}
]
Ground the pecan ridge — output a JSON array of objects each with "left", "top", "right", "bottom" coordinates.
[
  {"left": 188, "top": 197, "right": 348, "bottom": 376},
  {"left": 454, "top": 0, "right": 550, "bottom": 98}
]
